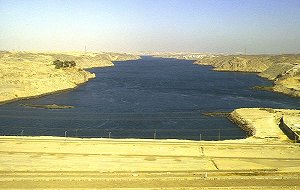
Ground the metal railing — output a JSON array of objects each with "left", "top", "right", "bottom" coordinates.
[{"left": 0, "top": 125, "right": 246, "bottom": 141}]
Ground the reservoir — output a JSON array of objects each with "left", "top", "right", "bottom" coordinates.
[{"left": 0, "top": 56, "right": 299, "bottom": 140}]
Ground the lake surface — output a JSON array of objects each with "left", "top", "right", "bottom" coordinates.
[{"left": 1, "top": 56, "right": 300, "bottom": 140}]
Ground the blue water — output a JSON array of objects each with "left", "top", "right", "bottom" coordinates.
[{"left": 0, "top": 56, "right": 299, "bottom": 140}]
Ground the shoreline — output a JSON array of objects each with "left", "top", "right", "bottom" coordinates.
[
  {"left": 204, "top": 64, "right": 300, "bottom": 98},
  {"left": 153, "top": 53, "right": 300, "bottom": 98},
  {"left": 194, "top": 56, "right": 300, "bottom": 98},
  {"left": 0, "top": 78, "right": 93, "bottom": 106},
  {"left": 0, "top": 51, "right": 141, "bottom": 105},
  {"left": 211, "top": 65, "right": 300, "bottom": 98}
]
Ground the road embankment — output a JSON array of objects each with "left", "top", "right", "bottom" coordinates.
[
  {"left": 229, "top": 108, "right": 300, "bottom": 142},
  {"left": 0, "top": 134, "right": 299, "bottom": 189}
]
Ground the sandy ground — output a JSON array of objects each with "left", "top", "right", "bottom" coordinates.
[{"left": 0, "top": 136, "right": 299, "bottom": 189}]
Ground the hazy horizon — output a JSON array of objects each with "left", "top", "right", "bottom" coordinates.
[{"left": 1, "top": 0, "right": 300, "bottom": 54}]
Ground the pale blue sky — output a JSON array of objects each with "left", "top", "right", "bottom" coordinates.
[{"left": 0, "top": 0, "right": 300, "bottom": 54}]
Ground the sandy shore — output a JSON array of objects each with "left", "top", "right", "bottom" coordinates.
[{"left": 0, "top": 108, "right": 299, "bottom": 189}]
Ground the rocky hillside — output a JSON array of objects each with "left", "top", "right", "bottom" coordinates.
[
  {"left": 195, "top": 54, "right": 300, "bottom": 98},
  {"left": 153, "top": 52, "right": 300, "bottom": 97},
  {"left": 45, "top": 52, "right": 140, "bottom": 69},
  {"left": 150, "top": 52, "right": 210, "bottom": 60},
  {"left": 195, "top": 55, "right": 274, "bottom": 72},
  {"left": 0, "top": 51, "right": 140, "bottom": 104},
  {"left": 259, "top": 62, "right": 295, "bottom": 80}
]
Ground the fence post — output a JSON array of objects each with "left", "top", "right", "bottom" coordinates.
[
  {"left": 108, "top": 132, "right": 111, "bottom": 138},
  {"left": 21, "top": 130, "right": 24, "bottom": 136},
  {"left": 75, "top": 129, "right": 78, "bottom": 137},
  {"left": 65, "top": 131, "right": 67, "bottom": 138},
  {"left": 154, "top": 129, "right": 156, "bottom": 140},
  {"left": 199, "top": 133, "right": 202, "bottom": 141},
  {"left": 218, "top": 129, "right": 221, "bottom": 141}
]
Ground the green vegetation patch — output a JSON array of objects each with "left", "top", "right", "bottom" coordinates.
[{"left": 53, "top": 60, "right": 76, "bottom": 69}]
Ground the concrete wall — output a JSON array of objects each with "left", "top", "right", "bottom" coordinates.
[{"left": 279, "top": 117, "right": 299, "bottom": 143}]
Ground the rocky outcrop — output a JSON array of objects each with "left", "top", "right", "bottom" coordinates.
[
  {"left": 259, "top": 63, "right": 295, "bottom": 80},
  {"left": 195, "top": 55, "right": 273, "bottom": 73},
  {"left": 0, "top": 51, "right": 140, "bottom": 104},
  {"left": 273, "top": 75, "right": 300, "bottom": 97},
  {"left": 259, "top": 61, "right": 300, "bottom": 97}
]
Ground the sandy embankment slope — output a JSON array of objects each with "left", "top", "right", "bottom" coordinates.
[
  {"left": 0, "top": 108, "right": 299, "bottom": 189},
  {"left": 0, "top": 51, "right": 140, "bottom": 104}
]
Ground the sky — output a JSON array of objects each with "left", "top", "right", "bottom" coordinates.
[{"left": 0, "top": 0, "right": 300, "bottom": 54}]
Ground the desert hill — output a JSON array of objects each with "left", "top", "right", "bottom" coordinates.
[{"left": 0, "top": 51, "right": 140, "bottom": 103}]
